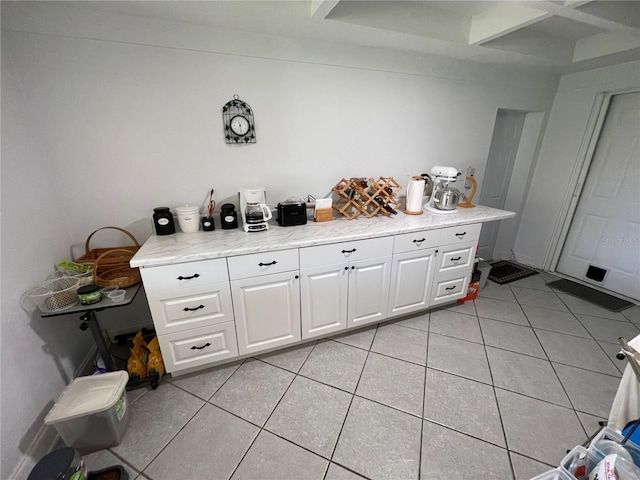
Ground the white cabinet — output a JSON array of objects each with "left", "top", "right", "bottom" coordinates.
[
  {"left": 140, "top": 258, "right": 237, "bottom": 374},
  {"left": 430, "top": 224, "right": 482, "bottom": 306},
  {"left": 300, "top": 237, "right": 393, "bottom": 338},
  {"left": 388, "top": 230, "right": 440, "bottom": 318},
  {"left": 228, "top": 250, "right": 301, "bottom": 355}
]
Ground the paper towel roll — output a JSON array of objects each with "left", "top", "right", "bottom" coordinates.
[{"left": 405, "top": 179, "right": 425, "bottom": 214}]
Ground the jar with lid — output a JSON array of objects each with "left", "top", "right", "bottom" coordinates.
[
  {"left": 153, "top": 207, "right": 176, "bottom": 235},
  {"left": 220, "top": 204, "right": 238, "bottom": 229}
]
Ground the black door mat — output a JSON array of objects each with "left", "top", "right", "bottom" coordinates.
[
  {"left": 488, "top": 260, "right": 539, "bottom": 285},
  {"left": 546, "top": 279, "right": 634, "bottom": 312}
]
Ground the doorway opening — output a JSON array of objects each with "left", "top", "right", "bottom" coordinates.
[{"left": 476, "top": 109, "right": 546, "bottom": 261}]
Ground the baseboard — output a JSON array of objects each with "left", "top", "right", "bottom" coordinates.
[{"left": 8, "top": 347, "right": 97, "bottom": 479}]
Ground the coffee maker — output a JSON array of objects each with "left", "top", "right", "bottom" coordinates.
[{"left": 239, "top": 188, "right": 272, "bottom": 232}]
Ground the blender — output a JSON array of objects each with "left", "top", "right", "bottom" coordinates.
[
  {"left": 239, "top": 188, "right": 272, "bottom": 232},
  {"left": 423, "top": 166, "right": 462, "bottom": 214}
]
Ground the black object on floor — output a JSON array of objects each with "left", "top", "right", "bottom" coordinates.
[
  {"left": 488, "top": 260, "right": 539, "bottom": 285},
  {"left": 546, "top": 278, "right": 634, "bottom": 312}
]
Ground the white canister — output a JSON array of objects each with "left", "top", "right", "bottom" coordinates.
[{"left": 175, "top": 205, "right": 200, "bottom": 233}]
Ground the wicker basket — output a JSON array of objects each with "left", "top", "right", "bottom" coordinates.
[
  {"left": 75, "top": 227, "right": 141, "bottom": 268},
  {"left": 25, "top": 277, "right": 80, "bottom": 313},
  {"left": 94, "top": 249, "right": 141, "bottom": 288}
]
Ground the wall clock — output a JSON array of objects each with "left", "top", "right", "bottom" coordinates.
[{"left": 222, "top": 95, "right": 256, "bottom": 144}]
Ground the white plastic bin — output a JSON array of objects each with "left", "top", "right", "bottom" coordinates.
[{"left": 44, "top": 371, "right": 129, "bottom": 454}]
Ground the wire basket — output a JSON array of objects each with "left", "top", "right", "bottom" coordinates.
[
  {"left": 24, "top": 277, "right": 80, "bottom": 313},
  {"left": 48, "top": 264, "right": 94, "bottom": 288}
]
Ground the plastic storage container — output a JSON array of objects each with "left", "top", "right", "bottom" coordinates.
[{"left": 44, "top": 371, "right": 129, "bottom": 454}]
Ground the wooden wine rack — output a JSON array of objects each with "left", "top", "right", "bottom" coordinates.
[{"left": 332, "top": 177, "right": 401, "bottom": 220}]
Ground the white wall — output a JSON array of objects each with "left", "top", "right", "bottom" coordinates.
[
  {"left": 1, "top": 2, "right": 560, "bottom": 476},
  {"left": 514, "top": 60, "right": 640, "bottom": 268}
]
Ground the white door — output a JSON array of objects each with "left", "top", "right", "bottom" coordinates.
[
  {"left": 231, "top": 271, "right": 301, "bottom": 355},
  {"left": 557, "top": 92, "right": 640, "bottom": 301},
  {"left": 300, "top": 263, "right": 349, "bottom": 339},
  {"left": 387, "top": 249, "right": 437, "bottom": 318},
  {"left": 347, "top": 256, "right": 392, "bottom": 328}
]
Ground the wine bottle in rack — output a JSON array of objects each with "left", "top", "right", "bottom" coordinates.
[{"left": 374, "top": 195, "right": 397, "bottom": 215}]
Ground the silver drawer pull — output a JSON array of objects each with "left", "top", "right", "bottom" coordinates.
[
  {"left": 450, "top": 256, "right": 462, "bottom": 262},
  {"left": 177, "top": 273, "right": 200, "bottom": 281},
  {"left": 445, "top": 286, "right": 457, "bottom": 291},
  {"left": 455, "top": 232, "right": 467, "bottom": 238},
  {"left": 258, "top": 261, "right": 277, "bottom": 267},
  {"left": 413, "top": 238, "right": 426, "bottom": 243},
  {"left": 190, "top": 342, "right": 211, "bottom": 350},
  {"left": 183, "top": 305, "right": 205, "bottom": 312}
]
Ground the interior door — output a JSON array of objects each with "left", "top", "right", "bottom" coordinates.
[
  {"left": 556, "top": 92, "right": 640, "bottom": 301},
  {"left": 477, "top": 109, "right": 526, "bottom": 259}
]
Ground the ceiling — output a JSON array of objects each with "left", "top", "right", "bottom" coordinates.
[{"left": 52, "top": 0, "right": 640, "bottom": 74}]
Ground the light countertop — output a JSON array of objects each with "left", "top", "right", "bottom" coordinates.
[{"left": 130, "top": 205, "right": 515, "bottom": 268}]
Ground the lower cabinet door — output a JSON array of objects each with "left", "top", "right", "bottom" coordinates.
[
  {"left": 431, "top": 271, "right": 471, "bottom": 307},
  {"left": 158, "top": 322, "right": 239, "bottom": 374},
  {"left": 300, "top": 263, "right": 348, "bottom": 339},
  {"left": 347, "top": 256, "right": 392, "bottom": 328},
  {"left": 388, "top": 248, "right": 437, "bottom": 318},
  {"left": 231, "top": 271, "right": 301, "bottom": 355}
]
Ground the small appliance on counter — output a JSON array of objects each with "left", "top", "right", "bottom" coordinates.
[
  {"left": 277, "top": 199, "right": 307, "bottom": 226},
  {"left": 239, "top": 187, "right": 272, "bottom": 232},
  {"left": 422, "top": 165, "right": 461, "bottom": 214},
  {"left": 220, "top": 203, "right": 238, "bottom": 229}
]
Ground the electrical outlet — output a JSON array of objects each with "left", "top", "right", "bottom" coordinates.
[{"left": 466, "top": 166, "right": 475, "bottom": 177}]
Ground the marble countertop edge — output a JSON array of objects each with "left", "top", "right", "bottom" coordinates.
[{"left": 131, "top": 206, "right": 515, "bottom": 268}]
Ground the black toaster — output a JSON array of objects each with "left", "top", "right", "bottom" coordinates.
[{"left": 277, "top": 201, "right": 307, "bottom": 226}]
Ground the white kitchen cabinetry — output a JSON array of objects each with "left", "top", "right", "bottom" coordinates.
[
  {"left": 228, "top": 250, "right": 301, "bottom": 355},
  {"left": 430, "top": 224, "right": 482, "bottom": 307},
  {"left": 388, "top": 229, "right": 440, "bottom": 318},
  {"left": 140, "top": 258, "right": 237, "bottom": 373},
  {"left": 300, "top": 237, "right": 393, "bottom": 338}
]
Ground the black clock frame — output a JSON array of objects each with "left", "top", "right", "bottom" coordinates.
[{"left": 223, "top": 95, "right": 256, "bottom": 144}]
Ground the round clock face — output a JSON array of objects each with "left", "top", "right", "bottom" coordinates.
[{"left": 230, "top": 115, "right": 250, "bottom": 136}]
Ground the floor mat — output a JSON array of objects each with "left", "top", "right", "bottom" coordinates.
[
  {"left": 488, "top": 260, "right": 539, "bottom": 285},
  {"left": 547, "top": 278, "right": 634, "bottom": 312}
]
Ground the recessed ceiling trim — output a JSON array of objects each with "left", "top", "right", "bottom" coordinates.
[
  {"left": 573, "top": 32, "right": 640, "bottom": 62},
  {"left": 555, "top": 7, "right": 640, "bottom": 38},
  {"left": 311, "top": 0, "right": 340, "bottom": 19},
  {"left": 469, "top": 3, "right": 551, "bottom": 45}
]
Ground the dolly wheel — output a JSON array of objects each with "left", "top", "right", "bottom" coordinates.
[{"left": 151, "top": 380, "right": 159, "bottom": 390}]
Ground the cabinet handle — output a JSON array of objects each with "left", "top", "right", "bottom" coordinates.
[
  {"left": 445, "top": 286, "right": 457, "bottom": 291},
  {"left": 190, "top": 342, "right": 211, "bottom": 350},
  {"left": 258, "top": 261, "right": 277, "bottom": 266},
  {"left": 455, "top": 232, "right": 467, "bottom": 238},
  {"left": 341, "top": 249, "right": 357, "bottom": 254},
  {"left": 413, "top": 238, "right": 426, "bottom": 243},
  {"left": 344, "top": 267, "right": 349, "bottom": 271},
  {"left": 177, "top": 273, "right": 200, "bottom": 280},
  {"left": 450, "top": 256, "right": 462, "bottom": 262},
  {"left": 351, "top": 266, "right": 355, "bottom": 269},
  {"left": 183, "top": 305, "right": 205, "bottom": 312},
  {"left": 294, "top": 275, "right": 299, "bottom": 279}
]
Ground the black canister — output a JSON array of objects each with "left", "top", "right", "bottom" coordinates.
[
  {"left": 153, "top": 207, "right": 176, "bottom": 235},
  {"left": 220, "top": 204, "right": 238, "bottom": 229}
]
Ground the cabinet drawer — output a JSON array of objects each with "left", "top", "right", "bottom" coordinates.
[
  {"left": 227, "top": 249, "right": 299, "bottom": 280},
  {"left": 146, "top": 282, "right": 234, "bottom": 335},
  {"left": 300, "top": 236, "right": 393, "bottom": 269},
  {"left": 140, "top": 258, "right": 229, "bottom": 293},
  {"left": 439, "top": 223, "right": 482, "bottom": 245},
  {"left": 393, "top": 230, "right": 440, "bottom": 254},
  {"left": 437, "top": 243, "right": 476, "bottom": 274},
  {"left": 431, "top": 272, "right": 471, "bottom": 307},
  {"left": 158, "top": 322, "right": 238, "bottom": 374}
]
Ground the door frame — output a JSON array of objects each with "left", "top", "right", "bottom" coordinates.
[{"left": 547, "top": 87, "right": 640, "bottom": 274}]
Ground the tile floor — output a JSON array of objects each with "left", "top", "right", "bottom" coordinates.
[{"left": 83, "top": 272, "right": 640, "bottom": 480}]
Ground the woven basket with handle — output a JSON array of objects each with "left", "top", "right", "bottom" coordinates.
[
  {"left": 75, "top": 226, "right": 141, "bottom": 267},
  {"left": 93, "top": 248, "right": 141, "bottom": 288}
]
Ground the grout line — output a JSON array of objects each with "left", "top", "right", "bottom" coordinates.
[{"left": 417, "top": 312, "right": 430, "bottom": 480}]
